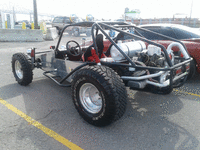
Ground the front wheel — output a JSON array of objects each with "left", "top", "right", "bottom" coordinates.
[
  {"left": 71, "top": 65, "right": 127, "bottom": 126},
  {"left": 12, "top": 53, "right": 33, "bottom": 86}
]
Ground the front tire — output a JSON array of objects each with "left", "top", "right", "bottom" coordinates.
[
  {"left": 71, "top": 65, "right": 127, "bottom": 126},
  {"left": 12, "top": 53, "right": 33, "bottom": 86}
]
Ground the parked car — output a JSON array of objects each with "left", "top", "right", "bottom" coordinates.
[
  {"left": 52, "top": 16, "right": 91, "bottom": 36},
  {"left": 138, "top": 24, "right": 200, "bottom": 40},
  {"left": 51, "top": 16, "right": 71, "bottom": 34},
  {"left": 136, "top": 24, "right": 200, "bottom": 79}
]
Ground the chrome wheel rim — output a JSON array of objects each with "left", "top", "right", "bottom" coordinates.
[
  {"left": 79, "top": 83, "right": 103, "bottom": 114},
  {"left": 15, "top": 60, "right": 23, "bottom": 79}
]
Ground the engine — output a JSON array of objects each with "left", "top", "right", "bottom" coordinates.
[
  {"left": 110, "top": 40, "right": 146, "bottom": 61},
  {"left": 137, "top": 45, "right": 166, "bottom": 68},
  {"left": 110, "top": 40, "right": 166, "bottom": 68}
]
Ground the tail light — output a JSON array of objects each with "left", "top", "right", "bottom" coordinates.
[
  {"left": 31, "top": 48, "right": 35, "bottom": 57},
  {"left": 186, "top": 63, "right": 190, "bottom": 70},
  {"left": 180, "top": 53, "right": 184, "bottom": 57},
  {"left": 175, "top": 67, "right": 182, "bottom": 75}
]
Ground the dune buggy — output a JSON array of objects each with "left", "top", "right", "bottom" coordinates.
[{"left": 12, "top": 21, "right": 192, "bottom": 126}]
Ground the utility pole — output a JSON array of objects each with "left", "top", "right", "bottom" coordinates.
[
  {"left": 189, "top": 0, "right": 194, "bottom": 27},
  {"left": 33, "top": 0, "right": 39, "bottom": 29},
  {"left": 13, "top": 7, "right": 16, "bottom": 25}
]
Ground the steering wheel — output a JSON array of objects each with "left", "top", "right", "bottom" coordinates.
[{"left": 66, "top": 40, "right": 81, "bottom": 56}]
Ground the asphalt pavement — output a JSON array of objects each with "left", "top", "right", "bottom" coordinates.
[{"left": 0, "top": 36, "right": 200, "bottom": 150}]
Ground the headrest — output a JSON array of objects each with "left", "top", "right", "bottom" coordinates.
[
  {"left": 116, "top": 32, "right": 124, "bottom": 40},
  {"left": 96, "top": 34, "right": 104, "bottom": 51}
]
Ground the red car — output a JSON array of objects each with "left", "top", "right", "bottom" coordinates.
[{"left": 137, "top": 24, "right": 200, "bottom": 79}]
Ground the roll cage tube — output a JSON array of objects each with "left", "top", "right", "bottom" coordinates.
[
  {"left": 96, "top": 22, "right": 173, "bottom": 67},
  {"left": 91, "top": 23, "right": 136, "bottom": 67},
  {"left": 55, "top": 24, "right": 72, "bottom": 51},
  {"left": 55, "top": 21, "right": 95, "bottom": 51},
  {"left": 92, "top": 23, "right": 180, "bottom": 72},
  {"left": 56, "top": 22, "right": 188, "bottom": 68},
  {"left": 133, "top": 26, "right": 190, "bottom": 55},
  {"left": 100, "top": 57, "right": 191, "bottom": 71},
  {"left": 103, "top": 24, "right": 189, "bottom": 55}
]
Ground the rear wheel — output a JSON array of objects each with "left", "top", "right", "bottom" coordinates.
[
  {"left": 12, "top": 53, "right": 33, "bottom": 86},
  {"left": 149, "top": 85, "right": 173, "bottom": 95},
  {"left": 71, "top": 65, "right": 127, "bottom": 126}
]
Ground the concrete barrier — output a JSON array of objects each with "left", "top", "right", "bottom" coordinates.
[
  {"left": 40, "top": 22, "right": 47, "bottom": 34},
  {"left": 0, "top": 29, "right": 44, "bottom": 42},
  {"left": 44, "top": 27, "right": 58, "bottom": 41}
]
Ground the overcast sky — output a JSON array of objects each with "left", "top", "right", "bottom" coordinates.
[{"left": 0, "top": 0, "right": 200, "bottom": 20}]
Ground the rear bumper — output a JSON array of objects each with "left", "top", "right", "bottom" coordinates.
[{"left": 122, "top": 58, "right": 192, "bottom": 89}]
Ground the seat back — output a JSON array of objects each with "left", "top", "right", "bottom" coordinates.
[
  {"left": 82, "top": 34, "right": 104, "bottom": 62},
  {"left": 96, "top": 34, "right": 104, "bottom": 55}
]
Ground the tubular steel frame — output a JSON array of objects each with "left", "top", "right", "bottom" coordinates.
[{"left": 39, "top": 21, "right": 192, "bottom": 88}]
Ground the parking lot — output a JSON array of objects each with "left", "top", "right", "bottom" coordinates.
[{"left": 1, "top": 38, "right": 200, "bottom": 150}]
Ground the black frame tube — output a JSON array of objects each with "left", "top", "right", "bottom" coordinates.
[
  {"left": 43, "top": 62, "right": 93, "bottom": 87},
  {"left": 91, "top": 23, "right": 137, "bottom": 67},
  {"left": 59, "top": 62, "right": 92, "bottom": 84},
  {"left": 101, "top": 58, "right": 191, "bottom": 71},
  {"left": 101, "top": 24, "right": 189, "bottom": 55},
  {"left": 55, "top": 21, "right": 189, "bottom": 68},
  {"left": 133, "top": 26, "right": 189, "bottom": 55},
  {"left": 98, "top": 22, "right": 173, "bottom": 67},
  {"left": 50, "top": 21, "right": 192, "bottom": 86},
  {"left": 55, "top": 24, "right": 72, "bottom": 51},
  {"left": 43, "top": 71, "right": 71, "bottom": 87}
]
